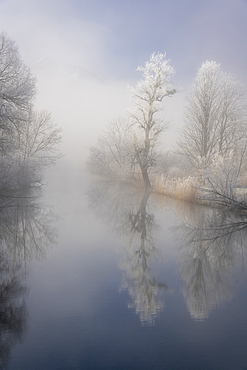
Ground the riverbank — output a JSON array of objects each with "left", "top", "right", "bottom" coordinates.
[{"left": 152, "top": 174, "right": 247, "bottom": 212}]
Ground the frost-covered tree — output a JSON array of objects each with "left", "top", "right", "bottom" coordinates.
[
  {"left": 87, "top": 118, "right": 132, "bottom": 181},
  {"left": 0, "top": 32, "right": 36, "bottom": 153},
  {"left": 128, "top": 52, "right": 176, "bottom": 187},
  {"left": 177, "top": 61, "right": 246, "bottom": 171},
  {"left": 88, "top": 52, "right": 176, "bottom": 187},
  {"left": 19, "top": 109, "right": 62, "bottom": 167},
  {"left": 0, "top": 32, "right": 61, "bottom": 193}
]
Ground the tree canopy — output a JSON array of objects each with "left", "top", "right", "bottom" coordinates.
[{"left": 177, "top": 61, "right": 246, "bottom": 170}]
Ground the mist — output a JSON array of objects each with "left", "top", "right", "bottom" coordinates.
[
  {"left": 33, "top": 60, "right": 131, "bottom": 165},
  {"left": 1, "top": 2, "right": 247, "bottom": 369},
  {"left": 0, "top": 0, "right": 246, "bottom": 175},
  {"left": 30, "top": 57, "right": 184, "bottom": 172}
]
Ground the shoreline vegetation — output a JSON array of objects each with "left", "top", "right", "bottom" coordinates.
[
  {"left": 88, "top": 54, "right": 247, "bottom": 214},
  {"left": 153, "top": 175, "right": 247, "bottom": 212},
  {"left": 87, "top": 169, "right": 247, "bottom": 214}
]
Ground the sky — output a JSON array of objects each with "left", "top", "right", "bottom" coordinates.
[{"left": 0, "top": 0, "right": 247, "bottom": 163}]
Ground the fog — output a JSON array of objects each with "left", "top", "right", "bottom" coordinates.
[
  {"left": 31, "top": 57, "right": 185, "bottom": 169},
  {"left": 0, "top": 0, "right": 247, "bottom": 170},
  {"left": 1, "top": 3, "right": 247, "bottom": 367},
  {"left": 32, "top": 60, "right": 131, "bottom": 165}
]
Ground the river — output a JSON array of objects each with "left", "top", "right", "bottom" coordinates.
[{"left": 4, "top": 165, "right": 247, "bottom": 370}]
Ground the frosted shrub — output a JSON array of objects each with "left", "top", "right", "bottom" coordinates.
[
  {"left": 153, "top": 174, "right": 199, "bottom": 202},
  {"left": 202, "top": 153, "right": 240, "bottom": 199}
]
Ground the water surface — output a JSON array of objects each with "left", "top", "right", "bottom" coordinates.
[{"left": 3, "top": 170, "right": 247, "bottom": 370}]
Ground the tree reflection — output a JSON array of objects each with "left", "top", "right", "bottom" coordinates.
[
  {"left": 0, "top": 178, "right": 57, "bottom": 368},
  {"left": 88, "top": 182, "right": 167, "bottom": 325},
  {"left": 177, "top": 205, "right": 247, "bottom": 320},
  {"left": 0, "top": 248, "right": 27, "bottom": 370},
  {"left": 89, "top": 179, "right": 247, "bottom": 323},
  {"left": 120, "top": 190, "right": 167, "bottom": 325}
]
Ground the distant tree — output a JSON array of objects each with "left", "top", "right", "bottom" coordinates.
[
  {"left": 87, "top": 118, "right": 132, "bottom": 181},
  {"left": 128, "top": 52, "right": 176, "bottom": 187},
  {"left": 177, "top": 61, "right": 247, "bottom": 171}
]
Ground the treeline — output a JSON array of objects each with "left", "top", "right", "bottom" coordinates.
[
  {"left": 0, "top": 32, "right": 61, "bottom": 194},
  {"left": 88, "top": 53, "right": 247, "bottom": 209}
]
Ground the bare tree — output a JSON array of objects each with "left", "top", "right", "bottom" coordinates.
[
  {"left": 87, "top": 118, "right": 132, "bottom": 181},
  {"left": 88, "top": 53, "right": 176, "bottom": 187},
  {"left": 0, "top": 32, "right": 62, "bottom": 194},
  {"left": 0, "top": 32, "right": 36, "bottom": 153},
  {"left": 177, "top": 61, "right": 247, "bottom": 171},
  {"left": 128, "top": 52, "right": 176, "bottom": 187},
  {"left": 19, "top": 109, "right": 62, "bottom": 166}
]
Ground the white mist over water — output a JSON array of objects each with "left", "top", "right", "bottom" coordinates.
[{"left": 33, "top": 60, "right": 130, "bottom": 165}]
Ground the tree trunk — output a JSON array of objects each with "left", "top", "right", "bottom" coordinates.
[{"left": 141, "top": 167, "right": 151, "bottom": 188}]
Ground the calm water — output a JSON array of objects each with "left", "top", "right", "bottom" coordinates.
[{"left": 3, "top": 168, "right": 247, "bottom": 370}]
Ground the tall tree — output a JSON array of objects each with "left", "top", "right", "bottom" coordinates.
[
  {"left": 128, "top": 52, "right": 176, "bottom": 187},
  {"left": 177, "top": 61, "right": 246, "bottom": 170},
  {"left": 87, "top": 53, "right": 176, "bottom": 187}
]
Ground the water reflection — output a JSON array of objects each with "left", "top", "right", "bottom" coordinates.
[
  {"left": 0, "top": 248, "right": 27, "bottom": 370},
  {"left": 176, "top": 204, "right": 247, "bottom": 320},
  {"left": 88, "top": 182, "right": 167, "bottom": 325},
  {"left": 0, "top": 182, "right": 57, "bottom": 368},
  {"left": 89, "top": 180, "right": 247, "bottom": 324}
]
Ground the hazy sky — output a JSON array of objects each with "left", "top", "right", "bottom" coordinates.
[
  {"left": 0, "top": 0, "right": 246, "bottom": 160},
  {"left": 1, "top": 0, "right": 246, "bottom": 82}
]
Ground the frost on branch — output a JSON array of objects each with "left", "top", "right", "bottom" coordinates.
[
  {"left": 88, "top": 53, "right": 176, "bottom": 188},
  {"left": 128, "top": 52, "right": 176, "bottom": 188},
  {"left": 128, "top": 52, "right": 175, "bottom": 133},
  {"left": 177, "top": 60, "right": 247, "bottom": 171}
]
